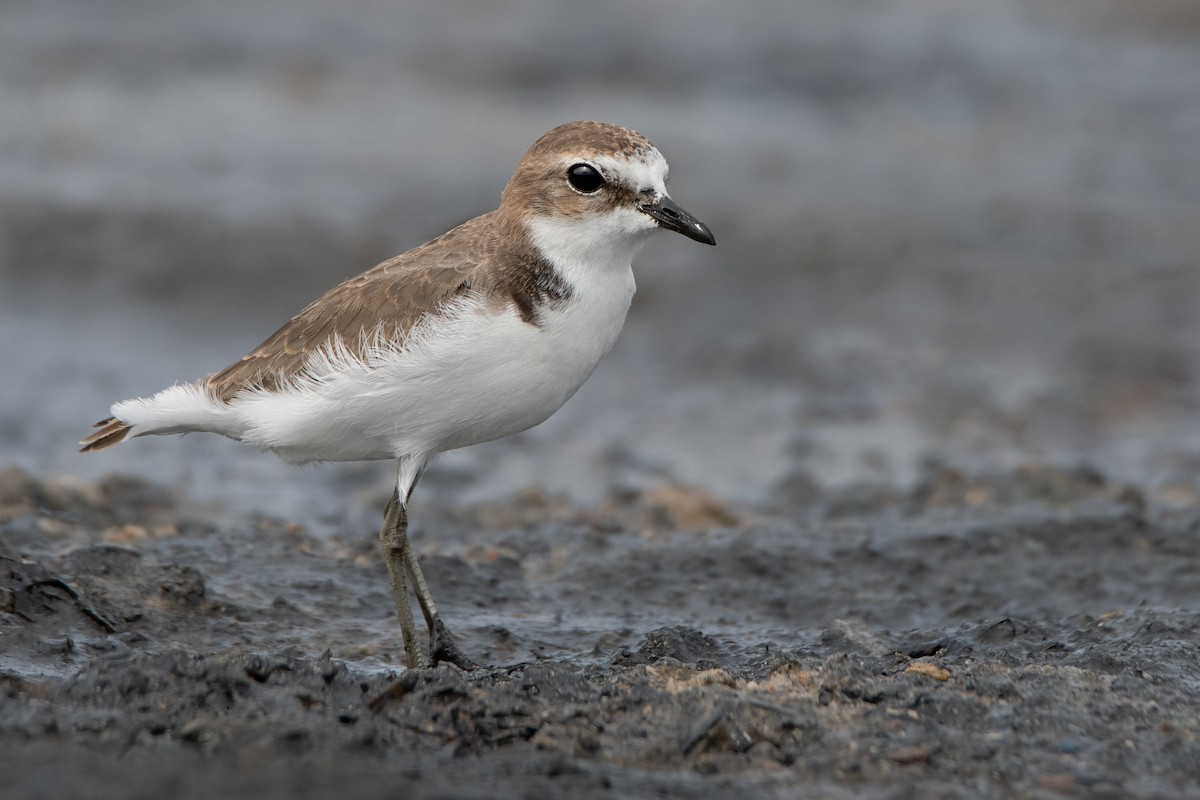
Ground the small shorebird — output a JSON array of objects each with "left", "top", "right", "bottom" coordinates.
[{"left": 81, "top": 120, "right": 715, "bottom": 669}]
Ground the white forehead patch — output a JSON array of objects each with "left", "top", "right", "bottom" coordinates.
[{"left": 591, "top": 149, "right": 670, "bottom": 196}]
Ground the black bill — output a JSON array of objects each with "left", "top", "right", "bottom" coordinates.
[{"left": 639, "top": 196, "right": 716, "bottom": 245}]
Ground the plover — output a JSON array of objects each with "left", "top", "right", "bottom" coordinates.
[{"left": 81, "top": 120, "right": 715, "bottom": 670}]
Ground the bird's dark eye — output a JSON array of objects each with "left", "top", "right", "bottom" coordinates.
[{"left": 567, "top": 163, "right": 605, "bottom": 193}]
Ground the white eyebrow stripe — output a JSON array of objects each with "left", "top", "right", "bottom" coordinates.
[{"left": 592, "top": 150, "right": 669, "bottom": 195}]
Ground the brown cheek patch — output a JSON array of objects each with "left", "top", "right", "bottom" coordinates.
[
  {"left": 595, "top": 180, "right": 641, "bottom": 215},
  {"left": 523, "top": 170, "right": 592, "bottom": 219}
]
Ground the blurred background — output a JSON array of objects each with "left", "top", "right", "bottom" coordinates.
[{"left": 3, "top": 0, "right": 1199, "bottom": 528}]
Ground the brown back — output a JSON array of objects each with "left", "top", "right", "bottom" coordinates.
[{"left": 204, "top": 212, "right": 569, "bottom": 401}]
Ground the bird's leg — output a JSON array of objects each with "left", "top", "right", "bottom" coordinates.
[
  {"left": 378, "top": 489, "right": 424, "bottom": 669},
  {"left": 400, "top": 543, "right": 480, "bottom": 671},
  {"left": 384, "top": 460, "right": 480, "bottom": 671}
]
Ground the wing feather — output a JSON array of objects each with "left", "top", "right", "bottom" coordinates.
[{"left": 204, "top": 215, "right": 492, "bottom": 401}]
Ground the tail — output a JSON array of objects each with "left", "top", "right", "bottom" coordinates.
[
  {"left": 79, "top": 384, "right": 241, "bottom": 454},
  {"left": 80, "top": 417, "right": 132, "bottom": 452}
]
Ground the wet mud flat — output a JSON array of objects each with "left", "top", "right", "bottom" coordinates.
[{"left": 3, "top": 464, "right": 1199, "bottom": 799}]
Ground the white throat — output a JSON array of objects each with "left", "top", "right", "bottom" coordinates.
[{"left": 526, "top": 210, "right": 656, "bottom": 280}]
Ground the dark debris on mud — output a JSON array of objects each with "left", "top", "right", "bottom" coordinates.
[{"left": 2, "top": 464, "right": 1200, "bottom": 799}]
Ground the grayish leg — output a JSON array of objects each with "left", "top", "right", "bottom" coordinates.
[
  {"left": 379, "top": 461, "right": 480, "bottom": 670},
  {"left": 400, "top": 542, "right": 481, "bottom": 670},
  {"left": 378, "top": 490, "right": 424, "bottom": 669},
  {"left": 398, "top": 474, "right": 482, "bottom": 671}
]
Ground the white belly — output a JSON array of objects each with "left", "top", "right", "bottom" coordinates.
[{"left": 227, "top": 266, "right": 636, "bottom": 464}]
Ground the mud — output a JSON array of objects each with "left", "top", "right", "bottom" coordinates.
[
  {"left": 3, "top": 465, "right": 1199, "bottom": 799},
  {"left": 5, "top": 0, "right": 1200, "bottom": 797}
]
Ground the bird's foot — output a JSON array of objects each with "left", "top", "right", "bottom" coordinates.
[{"left": 429, "top": 617, "right": 482, "bottom": 671}]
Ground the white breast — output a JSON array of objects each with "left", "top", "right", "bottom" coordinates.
[
  {"left": 442, "top": 272, "right": 635, "bottom": 450},
  {"left": 225, "top": 235, "right": 638, "bottom": 464}
]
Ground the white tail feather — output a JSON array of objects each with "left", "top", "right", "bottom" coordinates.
[{"left": 112, "top": 384, "right": 243, "bottom": 439}]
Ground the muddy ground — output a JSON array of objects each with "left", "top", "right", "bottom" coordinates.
[
  {"left": 4, "top": 0, "right": 1200, "bottom": 797},
  {"left": 3, "top": 464, "right": 1199, "bottom": 799}
]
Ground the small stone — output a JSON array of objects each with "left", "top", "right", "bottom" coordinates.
[
  {"left": 1037, "top": 774, "right": 1079, "bottom": 795},
  {"left": 905, "top": 662, "right": 951, "bottom": 681},
  {"left": 103, "top": 524, "right": 150, "bottom": 543},
  {"left": 886, "top": 743, "right": 935, "bottom": 764}
]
